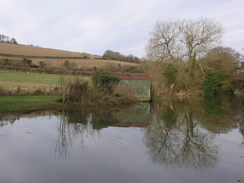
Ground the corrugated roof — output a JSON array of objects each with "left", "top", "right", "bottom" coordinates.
[{"left": 112, "top": 73, "right": 151, "bottom": 80}]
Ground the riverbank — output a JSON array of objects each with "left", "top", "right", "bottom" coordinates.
[
  {"left": 0, "top": 95, "right": 62, "bottom": 113},
  {"left": 0, "top": 94, "right": 140, "bottom": 115}
]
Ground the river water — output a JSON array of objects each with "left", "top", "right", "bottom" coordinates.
[{"left": 0, "top": 96, "right": 243, "bottom": 183}]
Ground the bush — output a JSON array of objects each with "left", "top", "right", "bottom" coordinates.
[
  {"left": 202, "top": 71, "right": 229, "bottom": 96},
  {"left": 39, "top": 61, "right": 47, "bottom": 68},
  {"left": 0, "top": 58, "right": 9, "bottom": 66},
  {"left": 65, "top": 80, "right": 88, "bottom": 102},
  {"left": 112, "top": 91, "right": 123, "bottom": 97},
  {"left": 63, "top": 60, "right": 77, "bottom": 70},
  {"left": 83, "top": 55, "right": 89, "bottom": 59},
  {"left": 163, "top": 64, "right": 178, "bottom": 86},
  {"left": 22, "top": 58, "right": 32, "bottom": 66},
  {"left": 200, "top": 47, "right": 240, "bottom": 74},
  {"left": 92, "top": 70, "right": 120, "bottom": 93}
]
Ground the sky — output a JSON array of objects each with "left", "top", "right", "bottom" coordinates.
[{"left": 0, "top": 0, "right": 244, "bottom": 57}]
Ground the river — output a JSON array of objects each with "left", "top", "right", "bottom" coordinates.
[{"left": 0, "top": 96, "right": 243, "bottom": 183}]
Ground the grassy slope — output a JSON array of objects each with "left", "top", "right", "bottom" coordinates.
[
  {"left": 0, "top": 69, "right": 90, "bottom": 91},
  {"left": 0, "top": 42, "right": 97, "bottom": 58},
  {"left": 0, "top": 95, "right": 60, "bottom": 111},
  {"left": 0, "top": 69, "right": 89, "bottom": 85},
  {"left": 0, "top": 43, "right": 138, "bottom": 69},
  {"left": 30, "top": 58, "right": 138, "bottom": 69}
]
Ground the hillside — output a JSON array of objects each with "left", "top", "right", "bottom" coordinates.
[
  {"left": 0, "top": 42, "right": 100, "bottom": 58},
  {"left": 0, "top": 43, "right": 139, "bottom": 71}
]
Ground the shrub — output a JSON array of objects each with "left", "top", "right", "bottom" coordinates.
[
  {"left": 22, "top": 58, "right": 32, "bottom": 66},
  {"left": 0, "top": 58, "right": 9, "bottom": 65},
  {"left": 92, "top": 70, "right": 120, "bottom": 93},
  {"left": 39, "top": 61, "right": 47, "bottom": 68},
  {"left": 63, "top": 60, "right": 77, "bottom": 70},
  {"left": 112, "top": 91, "right": 123, "bottom": 97},
  {"left": 65, "top": 80, "right": 88, "bottom": 102},
  {"left": 202, "top": 71, "right": 229, "bottom": 96},
  {"left": 83, "top": 55, "right": 89, "bottom": 59},
  {"left": 163, "top": 64, "right": 178, "bottom": 86}
]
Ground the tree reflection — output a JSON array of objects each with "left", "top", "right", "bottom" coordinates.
[
  {"left": 0, "top": 96, "right": 243, "bottom": 164},
  {"left": 235, "top": 98, "right": 244, "bottom": 140},
  {"left": 144, "top": 102, "right": 217, "bottom": 169},
  {"left": 53, "top": 104, "right": 151, "bottom": 159},
  {"left": 145, "top": 96, "right": 244, "bottom": 168},
  {"left": 0, "top": 118, "right": 16, "bottom": 127},
  {"left": 54, "top": 108, "right": 99, "bottom": 159},
  {"left": 200, "top": 96, "right": 239, "bottom": 133}
]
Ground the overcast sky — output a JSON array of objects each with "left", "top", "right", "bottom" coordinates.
[{"left": 1, "top": 0, "right": 244, "bottom": 57}]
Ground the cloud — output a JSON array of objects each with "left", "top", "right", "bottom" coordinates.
[{"left": 0, "top": 0, "right": 243, "bottom": 57}]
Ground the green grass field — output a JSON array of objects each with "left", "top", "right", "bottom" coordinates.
[
  {"left": 0, "top": 69, "right": 90, "bottom": 91},
  {"left": 0, "top": 95, "right": 61, "bottom": 111}
]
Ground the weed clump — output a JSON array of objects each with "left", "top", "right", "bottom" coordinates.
[
  {"left": 92, "top": 70, "right": 120, "bottom": 93},
  {"left": 65, "top": 80, "right": 89, "bottom": 102}
]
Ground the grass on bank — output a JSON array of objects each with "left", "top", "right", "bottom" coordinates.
[
  {"left": 0, "top": 95, "right": 61, "bottom": 111},
  {"left": 0, "top": 69, "right": 90, "bottom": 92},
  {"left": 151, "top": 97, "right": 165, "bottom": 103}
]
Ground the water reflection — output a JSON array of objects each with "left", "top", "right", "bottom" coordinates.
[
  {"left": 144, "top": 102, "right": 217, "bottom": 168},
  {"left": 200, "top": 96, "right": 241, "bottom": 133},
  {"left": 54, "top": 112, "right": 99, "bottom": 159},
  {"left": 54, "top": 104, "right": 150, "bottom": 158},
  {"left": 0, "top": 96, "right": 243, "bottom": 167},
  {"left": 144, "top": 96, "right": 244, "bottom": 168},
  {"left": 0, "top": 118, "right": 15, "bottom": 127}
]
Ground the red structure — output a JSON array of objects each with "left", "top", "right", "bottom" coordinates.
[{"left": 111, "top": 73, "right": 151, "bottom": 80}]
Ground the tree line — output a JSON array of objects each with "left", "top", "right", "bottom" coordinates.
[
  {"left": 102, "top": 50, "right": 141, "bottom": 63},
  {"left": 145, "top": 18, "right": 243, "bottom": 97},
  {"left": 0, "top": 34, "right": 18, "bottom": 44}
]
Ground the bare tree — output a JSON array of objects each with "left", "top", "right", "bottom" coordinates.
[
  {"left": 146, "top": 18, "right": 223, "bottom": 62},
  {"left": 147, "top": 21, "right": 182, "bottom": 61},
  {"left": 181, "top": 18, "right": 223, "bottom": 60}
]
